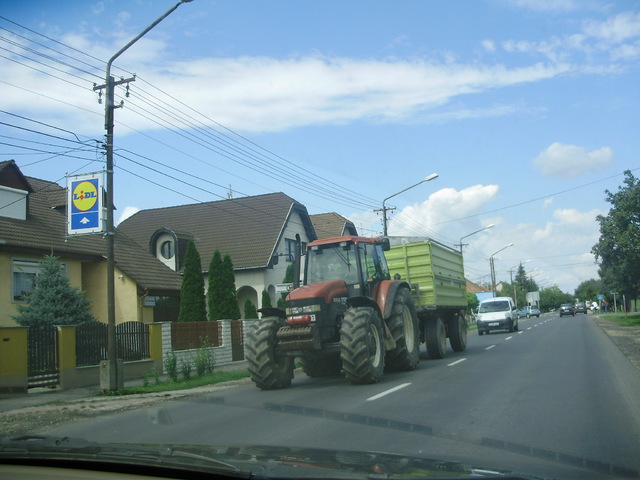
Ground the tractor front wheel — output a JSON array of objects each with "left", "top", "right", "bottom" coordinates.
[
  {"left": 246, "top": 317, "right": 294, "bottom": 390},
  {"left": 340, "top": 307, "right": 385, "bottom": 384}
]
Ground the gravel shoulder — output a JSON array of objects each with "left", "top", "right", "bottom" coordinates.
[{"left": 2, "top": 314, "right": 639, "bottom": 439}]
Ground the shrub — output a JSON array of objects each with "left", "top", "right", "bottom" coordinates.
[
  {"left": 180, "top": 355, "right": 193, "bottom": 380},
  {"left": 164, "top": 350, "right": 178, "bottom": 382}
]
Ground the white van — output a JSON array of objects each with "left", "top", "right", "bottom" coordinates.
[{"left": 476, "top": 296, "right": 518, "bottom": 335}]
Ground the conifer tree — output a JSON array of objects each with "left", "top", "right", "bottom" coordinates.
[
  {"left": 244, "top": 298, "right": 258, "bottom": 319},
  {"left": 261, "top": 289, "right": 272, "bottom": 309},
  {"left": 13, "top": 255, "right": 95, "bottom": 327},
  {"left": 222, "top": 254, "right": 241, "bottom": 320},
  {"left": 178, "top": 239, "right": 206, "bottom": 322},
  {"left": 207, "top": 250, "right": 224, "bottom": 321}
]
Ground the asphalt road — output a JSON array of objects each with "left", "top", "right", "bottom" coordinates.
[{"left": 46, "top": 313, "right": 640, "bottom": 479}]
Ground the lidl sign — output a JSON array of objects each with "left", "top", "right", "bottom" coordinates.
[{"left": 67, "top": 173, "right": 104, "bottom": 235}]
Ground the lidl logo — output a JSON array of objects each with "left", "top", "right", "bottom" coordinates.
[{"left": 72, "top": 181, "right": 98, "bottom": 212}]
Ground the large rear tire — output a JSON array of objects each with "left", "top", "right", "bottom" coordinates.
[
  {"left": 246, "top": 318, "right": 294, "bottom": 390},
  {"left": 300, "top": 352, "right": 342, "bottom": 377},
  {"left": 385, "top": 288, "right": 420, "bottom": 371},
  {"left": 426, "top": 317, "right": 447, "bottom": 359},
  {"left": 340, "top": 307, "right": 385, "bottom": 384},
  {"left": 448, "top": 314, "right": 467, "bottom": 352}
]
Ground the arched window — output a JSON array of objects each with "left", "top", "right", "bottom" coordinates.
[{"left": 160, "top": 240, "right": 175, "bottom": 259}]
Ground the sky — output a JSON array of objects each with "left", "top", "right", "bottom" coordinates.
[{"left": 1, "top": 0, "right": 639, "bottom": 295}]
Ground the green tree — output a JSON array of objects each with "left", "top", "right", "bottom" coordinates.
[
  {"left": 178, "top": 239, "right": 206, "bottom": 322},
  {"left": 277, "top": 263, "right": 295, "bottom": 308},
  {"left": 574, "top": 278, "right": 603, "bottom": 303},
  {"left": 13, "top": 255, "right": 95, "bottom": 327},
  {"left": 539, "top": 285, "right": 573, "bottom": 312},
  {"left": 592, "top": 170, "right": 640, "bottom": 301},
  {"left": 244, "top": 298, "right": 258, "bottom": 319},
  {"left": 466, "top": 292, "right": 479, "bottom": 315},
  {"left": 222, "top": 254, "right": 241, "bottom": 320},
  {"left": 207, "top": 250, "right": 224, "bottom": 321},
  {"left": 261, "top": 289, "right": 272, "bottom": 309}
]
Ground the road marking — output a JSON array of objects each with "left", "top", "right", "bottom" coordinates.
[
  {"left": 447, "top": 358, "right": 467, "bottom": 367},
  {"left": 527, "top": 327, "right": 532, "bottom": 330},
  {"left": 517, "top": 331, "right": 523, "bottom": 334},
  {"left": 505, "top": 336, "right": 513, "bottom": 340},
  {"left": 366, "top": 383, "right": 411, "bottom": 401},
  {"left": 485, "top": 345, "right": 496, "bottom": 350}
]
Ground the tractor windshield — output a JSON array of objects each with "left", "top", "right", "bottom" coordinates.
[{"left": 306, "top": 243, "right": 359, "bottom": 285}]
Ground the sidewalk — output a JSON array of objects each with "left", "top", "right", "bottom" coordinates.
[{"left": 0, "top": 360, "right": 248, "bottom": 415}]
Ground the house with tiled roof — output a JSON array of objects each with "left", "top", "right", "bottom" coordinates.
[
  {"left": 0, "top": 160, "right": 183, "bottom": 327},
  {"left": 117, "top": 192, "right": 317, "bottom": 317},
  {"left": 310, "top": 212, "right": 358, "bottom": 239}
]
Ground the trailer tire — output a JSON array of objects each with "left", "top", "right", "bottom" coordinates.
[
  {"left": 385, "top": 288, "right": 420, "bottom": 371},
  {"left": 340, "top": 306, "right": 385, "bottom": 384},
  {"left": 426, "top": 317, "right": 447, "bottom": 359},
  {"left": 449, "top": 314, "right": 467, "bottom": 352},
  {"left": 246, "top": 317, "right": 294, "bottom": 390},
  {"left": 300, "top": 353, "right": 342, "bottom": 377}
]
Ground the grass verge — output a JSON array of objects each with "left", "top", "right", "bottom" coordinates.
[
  {"left": 604, "top": 314, "right": 640, "bottom": 327},
  {"left": 101, "top": 370, "right": 251, "bottom": 396}
]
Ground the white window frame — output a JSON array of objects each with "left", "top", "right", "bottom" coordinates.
[{"left": 12, "top": 258, "right": 66, "bottom": 303}]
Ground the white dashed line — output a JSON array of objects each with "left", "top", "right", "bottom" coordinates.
[
  {"left": 485, "top": 345, "right": 496, "bottom": 350},
  {"left": 505, "top": 336, "right": 513, "bottom": 340},
  {"left": 447, "top": 358, "right": 467, "bottom": 367},
  {"left": 366, "top": 383, "right": 411, "bottom": 401}
]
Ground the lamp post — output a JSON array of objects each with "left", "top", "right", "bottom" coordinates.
[
  {"left": 456, "top": 223, "right": 495, "bottom": 253},
  {"left": 94, "top": 0, "right": 193, "bottom": 391},
  {"left": 381, "top": 173, "right": 438, "bottom": 236},
  {"left": 490, "top": 243, "right": 514, "bottom": 297}
]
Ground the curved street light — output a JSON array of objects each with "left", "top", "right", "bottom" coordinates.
[
  {"left": 490, "top": 243, "right": 514, "bottom": 297},
  {"left": 381, "top": 173, "right": 439, "bottom": 236},
  {"left": 456, "top": 223, "right": 495, "bottom": 253}
]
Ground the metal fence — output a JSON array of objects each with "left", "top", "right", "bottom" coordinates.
[
  {"left": 171, "top": 321, "right": 221, "bottom": 350},
  {"left": 76, "top": 321, "right": 149, "bottom": 365},
  {"left": 27, "top": 324, "right": 59, "bottom": 388}
]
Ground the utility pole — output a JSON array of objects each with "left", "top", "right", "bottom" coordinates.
[{"left": 93, "top": 0, "right": 193, "bottom": 391}]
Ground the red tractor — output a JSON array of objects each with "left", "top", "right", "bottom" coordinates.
[{"left": 246, "top": 236, "right": 420, "bottom": 389}]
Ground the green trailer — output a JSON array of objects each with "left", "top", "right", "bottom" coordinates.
[{"left": 385, "top": 237, "right": 468, "bottom": 359}]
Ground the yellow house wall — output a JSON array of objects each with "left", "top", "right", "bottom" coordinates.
[
  {"left": 0, "top": 252, "right": 84, "bottom": 327},
  {"left": 83, "top": 261, "right": 145, "bottom": 324}
]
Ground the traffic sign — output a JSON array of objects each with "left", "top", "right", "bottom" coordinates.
[{"left": 67, "top": 173, "right": 105, "bottom": 235}]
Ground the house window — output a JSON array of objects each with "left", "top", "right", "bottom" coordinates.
[
  {"left": 285, "top": 239, "right": 306, "bottom": 262},
  {"left": 12, "top": 259, "right": 66, "bottom": 302},
  {"left": 160, "top": 240, "right": 175, "bottom": 259}
]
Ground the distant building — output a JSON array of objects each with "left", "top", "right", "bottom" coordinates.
[{"left": 310, "top": 212, "right": 358, "bottom": 239}]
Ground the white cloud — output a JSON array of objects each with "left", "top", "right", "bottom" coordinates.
[
  {"left": 482, "top": 40, "right": 496, "bottom": 53},
  {"left": 583, "top": 12, "right": 640, "bottom": 44},
  {"left": 532, "top": 142, "right": 613, "bottom": 178},
  {"left": 116, "top": 206, "right": 140, "bottom": 225}
]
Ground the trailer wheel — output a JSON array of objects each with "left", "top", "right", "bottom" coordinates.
[
  {"left": 449, "top": 314, "right": 467, "bottom": 352},
  {"left": 300, "top": 352, "right": 342, "bottom": 377},
  {"left": 340, "top": 306, "right": 385, "bottom": 384},
  {"left": 426, "top": 317, "right": 447, "bottom": 359},
  {"left": 246, "top": 317, "right": 294, "bottom": 390},
  {"left": 385, "top": 288, "right": 420, "bottom": 371}
]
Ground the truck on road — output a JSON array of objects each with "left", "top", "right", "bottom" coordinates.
[{"left": 246, "top": 235, "right": 468, "bottom": 390}]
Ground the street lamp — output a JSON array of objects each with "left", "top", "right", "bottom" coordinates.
[
  {"left": 490, "top": 243, "right": 514, "bottom": 297},
  {"left": 94, "top": 0, "right": 193, "bottom": 392},
  {"left": 381, "top": 173, "right": 438, "bottom": 236},
  {"left": 456, "top": 223, "right": 495, "bottom": 253}
]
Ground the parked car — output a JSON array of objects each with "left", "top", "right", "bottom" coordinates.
[
  {"left": 476, "top": 296, "right": 518, "bottom": 335},
  {"left": 518, "top": 305, "right": 541, "bottom": 318},
  {"left": 574, "top": 302, "right": 587, "bottom": 314},
  {"left": 559, "top": 303, "right": 575, "bottom": 317}
]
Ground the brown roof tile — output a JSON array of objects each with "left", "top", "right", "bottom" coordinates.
[
  {"left": 310, "top": 212, "right": 358, "bottom": 239},
  {"left": 118, "top": 193, "right": 316, "bottom": 270}
]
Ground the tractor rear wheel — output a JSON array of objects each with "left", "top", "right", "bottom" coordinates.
[
  {"left": 300, "top": 352, "right": 342, "bottom": 377},
  {"left": 246, "top": 317, "right": 294, "bottom": 390},
  {"left": 385, "top": 288, "right": 420, "bottom": 371},
  {"left": 448, "top": 314, "right": 467, "bottom": 352},
  {"left": 426, "top": 317, "right": 447, "bottom": 359},
  {"left": 340, "top": 306, "right": 384, "bottom": 384}
]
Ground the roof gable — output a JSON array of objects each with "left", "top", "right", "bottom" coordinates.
[
  {"left": 118, "top": 193, "right": 317, "bottom": 270},
  {"left": 0, "top": 160, "right": 34, "bottom": 192},
  {"left": 310, "top": 212, "right": 358, "bottom": 239}
]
